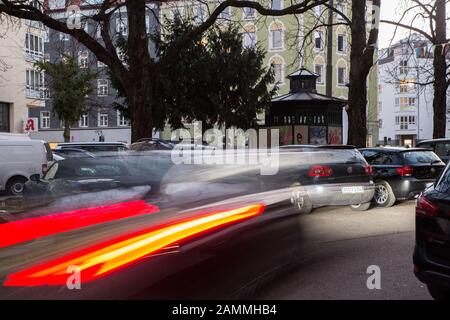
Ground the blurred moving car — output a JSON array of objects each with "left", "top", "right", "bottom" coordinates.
[
  {"left": 0, "top": 140, "right": 53, "bottom": 195},
  {"left": 55, "top": 142, "right": 129, "bottom": 153},
  {"left": 279, "top": 145, "right": 374, "bottom": 212},
  {"left": 417, "top": 139, "right": 450, "bottom": 163},
  {"left": 129, "top": 138, "right": 175, "bottom": 151},
  {"left": 360, "top": 147, "right": 445, "bottom": 207},
  {"left": 23, "top": 157, "right": 154, "bottom": 212},
  {"left": 414, "top": 164, "right": 450, "bottom": 300},
  {"left": 53, "top": 147, "right": 96, "bottom": 159}
]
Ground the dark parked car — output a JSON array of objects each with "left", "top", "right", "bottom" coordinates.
[
  {"left": 360, "top": 147, "right": 445, "bottom": 207},
  {"left": 417, "top": 139, "right": 450, "bottom": 163},
  {"left": 129, "top": 138, "right": 175, "bottom": 151},
  {"left": 414, "top": 164, "right": 450, "bottom": 299},
  {"left": 279, "top": 145, "right": 375, "bottom": 212}
]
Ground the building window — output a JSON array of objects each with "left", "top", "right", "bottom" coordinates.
[
  {"left": 271, "top": 0, "right": 283, "bottom": 10},
  {"left": 0, "top": 103, "right": 9, "bottom": 132},
  {"left": 314, "top": 31, "right": 324, "bottom": 50},
  {"left": 336, "top": 1, "right": 347, "bottom": 21},
  {"left": 97, "top": 79, "right": 109, "bottom": 96},
  {"left": 43, "top": 27, "right": 50, "bottom": 42},
  {"left": 60, "top": 32, "right": 69, "bottom": 41},
  {"left": 218, "top": 6, "right": 231, "bottom": 21},
  {"left": 79, "top": 114, "right": 88, "bottom": 128},
  {"left": 170, "top": 8, "right": 183, "bottom": 21},
  {"left": 415, "top": 46, "right": 429, "bottom": 58},
  {"left": 25, "top": 33, "right": 44, "bottom": 60},
  {"left": 270, "top": 56, "right": 284, "bottom": 84},
  {"left": 315, "top": 64, "right": 324, "bottom": 84},
  {"left": 78, "top": 51, "right": 89, "bottom": 68},
  {"left": 399, "top": 79, "right": 415, "bottom": 93},
  {"left": 117, "top": 111, "right": 129, "bottom": 127},
  {"left": 243, "top": 25, "right": 257, "bottom": 48},
  {"left": 193, "top": 5, "right": 207, "bottom": 25},
  {"left": 337, "top": 34, "right": 346, "bottom": 53},
  {"left": 26, "top": 69, "right": 44, "bottom": 98},
  {"left": 243, "top": 4, "right": 256, "bottom": 20},
  {"left": 40, "top": 111, "right": 50, "bottom": 129},
  {"left": 313, "top": 5, "right": 324, "bottom": 17},
  {"left": 269, "top": 22, "right": 284, "bottom": 51},
  {"left": 98, "top": 113, "right": 108, "bottom": 127},
  {"left": 337, "top": 66, "right": 347, "bottom": 86},
  {"left": 116, "top": 17, "right": 128, "bottom": 36},
  {"left": 399, "top": 60, "right": 408, "bottom": 75}
]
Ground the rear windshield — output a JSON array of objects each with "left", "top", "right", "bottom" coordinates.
[{"left": 402, "top": 151, "right": 441, "bottom": 164}]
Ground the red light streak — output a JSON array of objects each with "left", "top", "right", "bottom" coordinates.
[
  {"left": 0, "top": 201, "right": 159, "bottom": 249},
  {"left": 4, "top": 203, "right": 265, "bottom": 287}
]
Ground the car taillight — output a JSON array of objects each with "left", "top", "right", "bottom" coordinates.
[
  {"left": 365, "top": 165, "right": 373, "bottom": 175},
  {"left": 42, "top": 164, "right": 48, "bottom": 174},
  {"left": 416, "top": 194, "right": 439, "bottom": 217},
  {"left": 396, "top": 166, "right": 413, "bottom": 177},
  {"left": 308, "top": 165, "right": 333, "bottom": 177}
]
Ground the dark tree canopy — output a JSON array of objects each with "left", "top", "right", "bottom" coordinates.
[{"left": 111, "top": 19, "right": 276, "bottom": 133}]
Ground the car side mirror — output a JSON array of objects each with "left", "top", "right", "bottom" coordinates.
[{"left": 30, "top": 174, "right": 41, "bottom": 182}]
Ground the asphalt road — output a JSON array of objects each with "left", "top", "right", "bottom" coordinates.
[{"left": 134, "top": 200, "right": 431, "bottom": 300}]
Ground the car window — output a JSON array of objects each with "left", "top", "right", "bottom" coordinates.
[
  {"left": 417, "top": 143, "right": 432, "bottom": 150},
  {"left": 435, "top": 143, "right": 450, "bottom": 157},
  {"left": 363, "top": 152, "right": 402, "bottom": 165},
  {"left": 402, "top": 151, "right": 441, "bottom": 164}
]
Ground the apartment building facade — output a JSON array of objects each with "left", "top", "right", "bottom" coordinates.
[
  {"left": 0, "top": 13, "right": 46, "bottom": 134},
  {"left": 378, "top": 35, "right": 450, "bottom": 146},
  {"left": 27, "top": 1, "right": 159, "bottom": 144}
]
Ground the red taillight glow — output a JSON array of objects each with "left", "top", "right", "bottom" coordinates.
[
  {"left": 416, "top": 195, "right": 439, "bottom": 217},
  {"left": 3, "top": 203, "right": 265, "bottom": 287},
  {"left": 308, "top": 165, "right": 333, "bottom": 177},
  {"left": 365, "top": 165, "right": 373, "bottom": 175},
  {"left": 0, "top": 200, "right": 159, "bottom": 249},
  {"left": 396, "top": 166, "right": 414, "bottom": 177},
  {"left": 42, "top": 164, "right": 48, "bottom": 174}
]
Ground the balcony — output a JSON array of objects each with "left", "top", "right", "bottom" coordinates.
[{"left": 395, "top": 124, "right": 417, "bottom": 134}]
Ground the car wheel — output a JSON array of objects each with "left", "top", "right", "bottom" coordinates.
[
  {"left": 290, "top": 189, "right": 313, "bottom": 214},
  {"left": 428, "top": 284, "right": 450, "bottom": 300},
  {"left": 373, "top": 180, "right": 396, "bottom": 207},
  {"left": 350, "top": 202, "right": 371, "bottom": 211},
  {"left": 6, "top": 177, "right": 27, "bottom": 196}
]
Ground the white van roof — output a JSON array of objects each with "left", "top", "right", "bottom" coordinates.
[{"left": 0, "top": 133, "right": 31, "bottom": 141}]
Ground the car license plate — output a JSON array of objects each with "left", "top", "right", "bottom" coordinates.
[{"left": 341, "top": 186, "right": 364, "bottom": 194}]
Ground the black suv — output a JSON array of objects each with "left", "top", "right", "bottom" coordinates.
[
  {"left": 360, "top": 147, "right": 445, "bottom": 207},
  {"left": 417, "top": 139, "right": 450, "bottom": 163},
  {"left": 414, "top": 165, "right": 450, "bottom": 299}
]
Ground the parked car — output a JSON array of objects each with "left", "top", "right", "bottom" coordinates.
[
  {"left": 55, "top": 142, "right": 129, "bottom": 153},
  {"left": 53, "top": 147, "right": 96, "bottom": 159},
  {"left": 360, "top": 147, "right": 445, "bottom": 207},
  {"left": 130, "top": 138, "right": 175, "bottom": 151},
  {"left": 0, "top": 140, "right": 53, "bottom": 195},
  {"left": 414, "top": 164, "right": 450, "bottom": 299},
  {"left": 275, "top": 145, "right": 375, "bottom": 212},
  {"left": 417, "top": 139, "right": 450, "bottom": 163}
]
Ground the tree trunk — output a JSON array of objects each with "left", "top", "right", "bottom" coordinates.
[
  {"left": 126, "top": 0, "right": 154, "bottom": 143},
  {"left": 129, "top": 81, "right": 154, "bottom": 142},
  {"left": 63, "top": 120, "right": 70, "bottom": 142},
  {"left": 432, "top": 0, "right": 447, "bottom": 139},
  {"left": 347, "top": 0, "right": 379, "bottom": 147}
]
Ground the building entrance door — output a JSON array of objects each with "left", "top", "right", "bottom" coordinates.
[{"left": 0, "top": 103, "right": 10, "bottom": 132}]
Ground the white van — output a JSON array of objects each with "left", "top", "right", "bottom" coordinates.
[{"left": 0, "top": 140, "right": 53, "bottom": 195}]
